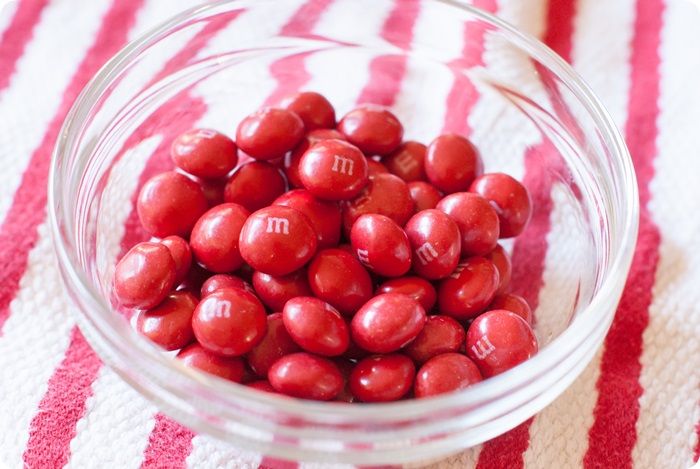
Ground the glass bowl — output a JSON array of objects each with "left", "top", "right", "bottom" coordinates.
[{"left": 49, "top": 0, "right": 638, "bottom": 464}]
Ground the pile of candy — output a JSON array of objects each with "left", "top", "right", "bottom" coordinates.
[{"left": 114, "top": 91, "right": 537, "bottom": 402}]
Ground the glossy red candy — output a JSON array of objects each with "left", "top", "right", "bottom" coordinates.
[
  {"left": 350, "top": 214, "right": 411, "bottom": 277},
  {"left": 246, "top": 313, "right": 300, "bottom": 377},
  {"left": 247, "top": 380, "right": 277, "bottom": 393},
  {"left": 375, "top": 276, "right": 437, "bottom": 312},
  {"left": 485, "top": 244, "right": 512, "bottom": 294},
  {"left": 407, "top": 181, "right": 442, "bottom": 211},
  {"left": 201, "top": 274, "right": 253, "bottom": 297},
  {"left": 236, "top": 107, "right": 304, "bottom": 160},
  {"left": 342, "top": 173, "right": 414, "bottom": 232},
  {"left": 114, "top": 242, "right": 176, "bottom": 310},
  {"left": 268, "top": 352, "right": 343, "bottom": 400},
  {"left": 160, "top": 236, "right": 191, "bottom": 284},
  {"left": 224, "top": 161, "right": 287, "bottom": 212},
  {"left": 284, "top": 129, "right": 346, "bottom": 188},
  {"left": 366, "top": 158, "right": 389, "bottom": 178},
  {"left": 192, "top": 288, "right": 267, "bottom": 357},
  {"left": 338, "top": 105, "right": 403, "bottom": 156},
  {"left": 198, "top": 177, "right": 226, "bottom": 206},
  {"left": 489, "top": 293, "right": 532, "bottom": 325},
  {"left": 425, "top": 134, "right": 483, "bottom": 194},
  {"left": 298, "top": 139, "right": 369, "bottom": 201},
  {"left": 177, "top": 343, "right": 246, "bottom": 382},
  {"left": 438, "top": 257, "right": 500, "bottom": 320},
  {"left": 470, "top": 173, "right": 532, "bottom": 238},
  {"left": 171, "top": 128, "right": 238, "bottom": 179},
  {"left": 437, "top": 192, "right": 500, "bottom": 256},
  {"left": 273, "top": 189, "right": 341, "bottom": 249},
  {"left": 404, "top": 209, "right": 461, "bottom": 280},
  {"left": 351, "top": 293, "right": 426, "bottom": 353},
  {"left": 403, "top": 315, "right": 465, "bottom": 364},
  {"left": 252, "top": 269, "right": 312, "bottom": 311},
  {"left": 466, "top": 309, "right": 538, "bottom": 377},
  {"left": 307, "top": 248, "right": 373, "bottom": 316},
  {"left": 239, "top": 206, "right": 318, "bottom": 276},
  {"left": 414, "top": 353, "right": 482, "bottom": 398},
  {"left": 283, "top": 297, "right": 350, "bottom": 356},
  {"left": 279, "top": 91, "right": 335, "bottom": 130},
  {"left": 349, "top": 354, "right": 415, "bottom": 402},
  {"left": 383, "top": 141, "right": 427, "bottom": 182},
  {"left": 135, "top": 291, "right": 197, "bottom": 350},
  {"left": 137, "top": 171, "right": 208, "bottom": 237},
  {"left": 190, "top": 203, "right": 250, "bottom": 273}
]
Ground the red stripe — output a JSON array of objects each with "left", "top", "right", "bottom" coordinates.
[
  {"left": 584, "top": 0, "right": 664, "bottom": 466},
  {"left": 0, "top": 0, "right": 49, "bottom": 92},
  {"left": 258, "top": 456, "right": 299, "bottom": 469},
  {"left": 22, "top": 329, "right": 103, "bottom": 468},
  {"left": 141, "top": 414, "right": 196, "bottom": 469},
  {"left": 695, "top": 409, "right": 700, "bottom": 463},
  {"left": 0, "top": 0, "right": 144, "bottom": 335},
  {"left": 475, "top": 0, "right": 578, "bottom": 466}
]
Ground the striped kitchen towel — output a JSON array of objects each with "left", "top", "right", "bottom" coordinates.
[{"left": 0, "top": 0, "right": 698, "bottom": 468}]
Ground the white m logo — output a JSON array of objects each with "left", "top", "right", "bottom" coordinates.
[
  {"left": 415, "top": 242, "right": 439, "bottom": 265},
  {"left": 202, "top": 299, "right": 232, "bottom": 320},
  {"left": 394, "top": 152, "right": 418, "bottom": 172},
  {"left": 266, "top": 217, "right": 290, "bottom": 235},
  {"left": 356, "top": 249, "right": 370, "bottom": 265},
  {"left": 470, "top": 335, "right": 496, "bottom": 360},
  {"left": 331, "top": 154, "right": 354, "bottom": 175}
]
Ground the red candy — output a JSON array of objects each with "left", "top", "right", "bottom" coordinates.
[
  {"left": 201, "top": 274, "right": 252, "bottom": 297},
  {"left": 284, "top": 129, "right": 346, "bottom": 188},
  {"left": 273, "top": 189, "right": 341, "bottom": 249},
  {"left": 307, "top": 248, "right": 373, "bottom": 316},
  {"left": 268, "top": 352, "right": 344, "bottom": 401},
  {"left": 489, "top": 293, "right": 532, "bottom": 325},
  {"left": 404, "top": 209, "right": 461, "bottom": 280},
  {"left": 349, "top": 354, "right": 415, "bottom": 402},
  {"left": 338, "top": 105, "right": 403, "bottom": 156},
  {"left": 298, "top": 139, "right": 369, "bottom": 201},
  {"left": 470, "top": 173, "right": 532, "bottom": 238},
  {"left": 375, "top": 276, "right": 437, "bottom": 312},
  {"left": 383, "top": 141, "right": 427, "bottom": 182},
  {"left": 282, "top": 297, "right": 350, "bottom": 356},
  {"left": 407, "top": 181, "right": 442, "bottom": 211},
  {"left": 137, "top": 171, "right": 208, "bottom": 237},
  {"left": 236, "top": 107, "right": 304, "bottom": 160},
  {"left": 414, "top": 353, "right": 482, "bottom": 398},
  {"left": 192, "top": 288, "right": 267, "bottom": 357},
  {"left": 135, "top": 291, "right": 197, "bottom": 350},
  {"left": 342, "top": 173, "right": 414, "bottom": 233},
  {"left": 247, "top": 380, "right": 277, "bottom": 393},
  {"left": 246, "top": 313, "right": 300, "bottom": 377},
  {"left": 485, "top": 244, "right": 512, "bottom": 294},
  {"left": 177, "top": 343, "right": 246, "bottom": 382},
  {"left": 350, "top": 214, "right": 411, "bottom": 277},
  {"left": 224, "top": 162, "right": 287, "bottom": 212},
  {"left": 198, "top": 177, "right": 226, "bottom": 207},
  {"left": 437, "top": 192, "right": 500, "bottom": 256},
  {"left": 239, "top": 205, "right": 317, "bottom": 276},
  {"left": 279, "top": 91, "right": 336, "bottom": 130},
  {"left": 190, "top": 203, "right": 249, "bottom": 273},
  {"left": 252, "top": 269, "right": 312, "bottom": 312},
  {"left": 351, "top": 293, "right": 426, "bottom": 353},
  {"left": 171, "top": 128, "right": 238, "bottom": 179},
  {"left": 160, "top": 236, "right": 191, "bottom": 284},
  {"left": 466, "top": 309, "right": 538, "bottom": 377},
  {"left": 114, "top": 242, "right": 176, "bottom": 310},
  {"left": 403, "top": 315, "right": 465, "bottom": 364},
  {"left": 438, "top": 257, "right": 500, "bottom": 320},
  {"left": 425, "top": 134, "right": 483, "bottom": 194},
  {"left": 366, "top": 158, "right": 389, "bottom": 178}
]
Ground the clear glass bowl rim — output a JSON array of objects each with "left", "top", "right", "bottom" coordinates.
[{"left": 48, "top": 0, "right": 639, "bottom": 422}]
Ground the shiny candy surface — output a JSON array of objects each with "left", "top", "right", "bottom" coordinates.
[
  {"left": 375, "top": 276, "right": 437, "bottom": 312},
  {"left": 171, "top": 128, "right": 238, "bottom": 179},
  {"left": 489, "top": 293, "right": 533, "bottom": 325},
  {"left": 485, "top": 244, "right": 512, "bottom": 294},
  {"left": 273, "top": 189, "right": 342, "bottom": 249},
  {"left": 342, "top": 173, "right": 414, "bottom": 233},
  {"left": 404, "top": 209, "right": 461, "bottom": 280},
  {"left": 160, "top": 236, "right": 191, "bottom": 284},
  {"left": 279, "top": 91, "right": 336, "bottom": 130},
  {"left": 338, "top": 105, "right": 403, "bottom": 156},
  {"left": 239, "top": 205, "right": 318, "bottom": 276},
  {"left": 268, "top": 352, "right": 343, "bottom": 401},
  {"left": 135, "top": 291, "right": 197, "bottom": 350},
  {"left": 383, "top": 141, "right": 427, "bottom": 182},
  {"left": 200, "top": 274, "right": 252, "bottom": 297},
  {"left": 114, "top": 242, "right": 176, "bottom": 310},
  {"left": 403, "top": 315, "right": 465, "bottom": 364},
  {"left": 283, "top": 297, "right": 350, "bottom": 356},
  {"left": 349, "top": 354, "right": 415, "bottom": 402},
  {"left": 466, "top": 309, "right": 538, "bottom": 377},
  {"left": 414, "top": 353, "right": 482, "bottom": 398},
  {"left": 438, "top": 257, "right": 500, "bottom": 320},
  {"left": 407, "top": 181, "right": 442, "bottom": 211},
  {"left": 190, "top": 203, "right": 249, "bottom": 273},
  {"left": 137, "top": 171, "right": 208, "bottom": 237},
  {"left": 437, "top": 192, "right": 500, "bottom": 256},
  {"left": 246, "top": 313, "right": 300, "bottom": 377},
  {"left": 236, "top": 107, "right": 304, "bottom": 160},
  {"left": 351, "top": 293, "right": 426, "bottom": 353},
  {"left": 350, "top": 214, "right": 411, "bottom": 277},
  {"left": 425, "top": 134, "right": 483, "bottom": 194},
  {"left": 307, "top": 248, "right": 373, "bottom": 316},
  {"left": 252, "top": 269, "right": 312, "bottom": 312},
  {"left": 224, "top": 161, "right": 287, "bottom": 212},
  {"left": 284, "top": 128, "right": 346, "bottom": 188},
  {"left": 470, "top": 172, "right": 532, "bottom": 238},
  {"left": 177, "top": 343, "right": 246, "bottom": 382},
  {"left": 298, "top": 139, "right": 369, "bottom": 201}
]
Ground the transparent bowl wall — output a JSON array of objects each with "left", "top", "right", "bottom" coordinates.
[{"left": 49, "top": 0, "right": 638, "bottom": 464}]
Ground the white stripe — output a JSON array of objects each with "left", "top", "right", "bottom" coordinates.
[
  {"left": 633, "top": 1, "right": 700, "bottom": 467},
  {"left": 0, "top": 0, "right": 18, "bottom": 38},
  {"left": 0, "top": 0, "right": 112, "bottom": 224},
  {"left": 185, "top": 436, "right": 262, "bottom": 469},
  {"left": 522, "top": 0, "right": 636, "bottom": 466},
  {"left": 65, "top": 368, "right": 159, "bottom": 469}
]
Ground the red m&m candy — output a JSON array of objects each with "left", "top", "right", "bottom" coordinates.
[
  {"left": 350, "top": 214, "right": 411, "bottom": 277},
  {"left": 425, "top": 134, "right": 483, "bottom": 194},
  {"left": 438, "top": 257, "right": 500, "bottom": 320},
  {"left": 404, "top": 209, "right": 461, "bottom": 280},
  {"left": 298, "top": 139, "right": 369, "bottom": 201},
  {"left": 279, "top": 91, "right": 336, "bottom": 130},
  {"left": 236, "top": 107, "right": 304, "bottom": 160},
  {"left": 338, "top": 105, "right": 403, "bottom": 156},
  {"left": 190, "top": 203, "right": 249, "bottom": 273},
  {"left": 114, "top": 242, "right": 176, "bottom": 310},
  {"left": 171, "top": 128, "right": 237, "bottom": 179}
]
